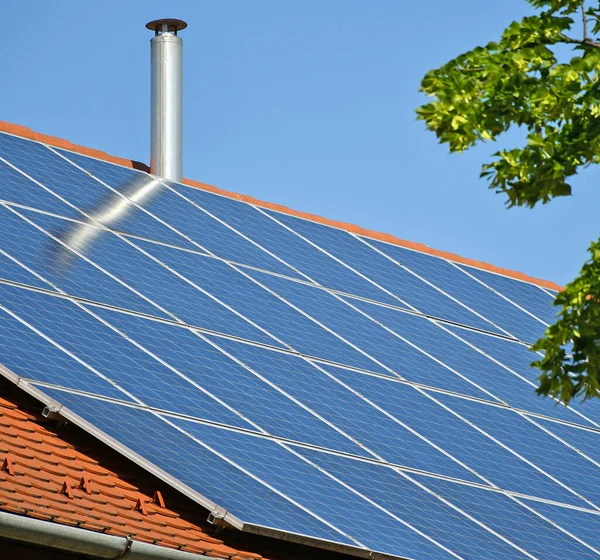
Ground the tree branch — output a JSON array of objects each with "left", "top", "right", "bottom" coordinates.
[
  {"left": 583, "top": 5, "right": 589, "bottom": 41},
  {"left": 563, "top": 36, "right": 600, "bottom": 48}
]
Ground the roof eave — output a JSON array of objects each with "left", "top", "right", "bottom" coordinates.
[{"left": 0, "top": 510, "right": 227, "bottom": 560}]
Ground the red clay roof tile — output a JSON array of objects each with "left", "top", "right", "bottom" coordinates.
[{"left": 0, "top": 381, "right": 265, "bottom": 559}]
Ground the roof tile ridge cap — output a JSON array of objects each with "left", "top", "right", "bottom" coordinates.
[
  {"left": 0, "top": 121, "right": 149, "bottom": 173},
  {"left": 181, "top": 177, "right": 562, "bottom": 292}
]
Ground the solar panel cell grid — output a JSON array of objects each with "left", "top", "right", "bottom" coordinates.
[
  {"left": 0, "top": 133, "right": 191, "bottom": 248},
  {"left": 134, "top": 240, "right": 387, "bottom": 366},
  {"left": 171, "top": 185, "right": 404, "bottom": 306},
  {"left": 212, "top": 336, "right": 479, "bottom": 481},
  {"left": 0, "top": 158, "right": 75, "bottom": 215},
  {"left": 519, "top": 499, "right": 600, "bottom": 553},
  {"left": 343, "top": 298, "right": 588, "bottom": 422},
  {"left": 368, "top": 238, "right": 550, "bottom": 343},
  {"left": 0, "top": 302, "right": 131, "bottom": 401},
  {"left": 0, "top": 252, "right": 52, "bottom": 290},
  {"left": 60, "top": 149, "right": 302, "bottom": 276},
  {"left": 435, "top": 393, "right": 600, "bottom": 509},
  {"left": 533, "top": 420, "right": 600, "bottom": 465},
  {"left": 0, "top": 285, "right": 252, "bottom": 428},
  {"left": 170, "top": 418, "right": 459, "bottom": 560},
  {"left": 319, "top": 364, "right": 587, "bottom": 503},
  {"left": 443, "top": 325, "right": 599, "bottom": 426},
  {"left": 300, "top": 448, "right": 528, "bottom": 560},
  {"left": 247, "top": 269, "right": 495, "bottom": 397},
  {"left": 19, "top": 209, "right": 286, "bottom": 345},
  {"left": 0, "top": 205, "right": 166, "bottom": 317},
  {"left": 420, "top": 476, "right": 600, "bottom": 559},
  {"left": 34, "top": 387, "right": 354, "bottom": 546},
  {"left": 80, "top": 304, "right": 369, "bottom": 456},
  {"left": 269, "top": 210, "right": 502, "bottom": 333},
  {"left": 457, "top": 264, "right": 558, "bottom": 326}
]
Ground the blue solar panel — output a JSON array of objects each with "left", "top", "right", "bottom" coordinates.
[
  {"left": 17, "top": 208, "right": 284, "bottom": 346},
  {"left": 0, "top": 284, "right": 254, "bottom": 427},
  {"left": 519, "top": 498, "right": 600, "bottom": 553},
  {"left": 59, "top": 149, "right": 302, "bottom": 277},
  {"left": 0, "top": 300, "right": 132, "bottom": 401},
  {"left": 420, "top": 476, "right": 599, "bottom": 559},
  {"left": 341, "top": 298, "right": 590, "bottom": 422},
  {"left": 299, "top": 448, "right": 527, "bottom": 560},
  {"left": 434, "top": 393, "right": 600, "bottom": 508},
  {"left": 0, "top": 205, "right": 167, "bottom": 317},
  {"left": 78, "top": 304, "right": 368, "bottom": 456},
  {"left": 3, "top": 133, "right": 600, "bottom": 559},
  {"left": 132, "top": 240, "right": 382, "bottom": 368},
  {"left": 368, "top": 238, "right": 550, "bottom": 343},
  {"left": 0, "top": 157, "right": 75, "bottom": 215},
  {"left": 532, "top": 420, "right": 600, "bottom": 464},
  {"left": 456, "top": 264, "right": 558, "bottom": 326},
  {"left": 269, "top": 210, "right": 502, "bottom": 332},
  {"left": 211, "top": 336, "right": 478, "bottom": 481},
  {"left": 170, "top": 185, "right": 404, "bottom": 306},
  {"left": 168, "top": 418, "right": 460, "bottom": 559},
  {"left": 0, "top": 252, "right": 52, "bottom": 290},
  {"left": 318, "top": 364, "right": 587, "bottom": 503},
  {"left": 245, "top": 269, "right": 494, "bottom": 397},
  {"left": 442, "top": 324, "right": 599, "bottom": 426},
  {"left": 0, "top": 133, "right": 199, "bottom": 248}
]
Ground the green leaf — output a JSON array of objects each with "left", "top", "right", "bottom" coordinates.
[{"left": 417, "top": 0, "right": 600, "bottom": 405}]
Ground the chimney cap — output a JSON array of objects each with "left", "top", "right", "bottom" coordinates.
[{"left": 146, "top": 18, "right": 188, "bottom": 35}]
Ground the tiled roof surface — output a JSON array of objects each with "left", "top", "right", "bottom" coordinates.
[
  {"left": 0, "top": 380, "right": 262, "bottom": 559},
  {"left": 0, "top": 120, "right": 561, "bottom": 291}
]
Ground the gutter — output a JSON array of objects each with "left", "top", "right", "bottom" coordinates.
[{"left": 0, "top": 511, "right": 225, "bottom": 560}]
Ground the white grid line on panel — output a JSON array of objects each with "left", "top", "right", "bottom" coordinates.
[
  {"left": 275, "top": 442, "right": 468, "bottom": 560},
  {"left": 158, "top": 180, "right": 317, "bottom": 283},
  {"left": 425, "top": 321, "right": 599, "bottom": 429},
  {"left": 299, "top": 355, "right": 600, "bottom": 514},
  {"left": 403, "top": 387, "right": 600, "bottom": 512},
  {"left": 3, "top": 233, "right": 593, "bottom": 508},
  {"left": 352, "top": 233, "right": 515, "bottom": 339},
  {"left": 1, "top": 203, "right": 183, "bottom": 321},
  {"left": 0, "top": 304, "right": 142, "bottom": 406},
  {"left": 395, "top": 470, "right": 539, "bottom": 560},
  {"left": 510, "top": 496, "right": 600, "bottom": 556},
  {"left": 150, "top": 413, "right": 368, "bottom": 550},
  {"left": 517, "top": 412, "right": 600, "bottom": 480},
  {"left": 30, "top": 380, "right": 600, "bottom": 514},
  {"left": 450, "top": 261, "right": 549, "bottom": 330}
]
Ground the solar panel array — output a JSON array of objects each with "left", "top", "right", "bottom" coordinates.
[{"left": 1, "top": 129, "right": 600, "bottom": 559}]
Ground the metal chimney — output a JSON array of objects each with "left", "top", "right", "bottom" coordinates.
[{"left": 145, "top": 18, "right": 187, "bottom": 182}]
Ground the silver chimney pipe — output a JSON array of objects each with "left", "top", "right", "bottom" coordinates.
[{"left": 145, "top": 18, "right": 187, "bottom": 182}]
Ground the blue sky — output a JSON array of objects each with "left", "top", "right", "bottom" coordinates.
[{"left": 3, "top": 0, "right": 598, "bottom": 285}]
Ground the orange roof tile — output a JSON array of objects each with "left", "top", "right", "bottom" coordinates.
[
  {"left": 0, "top": 120, "right": 561, "bottom": 292},
  {"left": 0, "top": 380, "right": 262, "bottom": 560}
]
